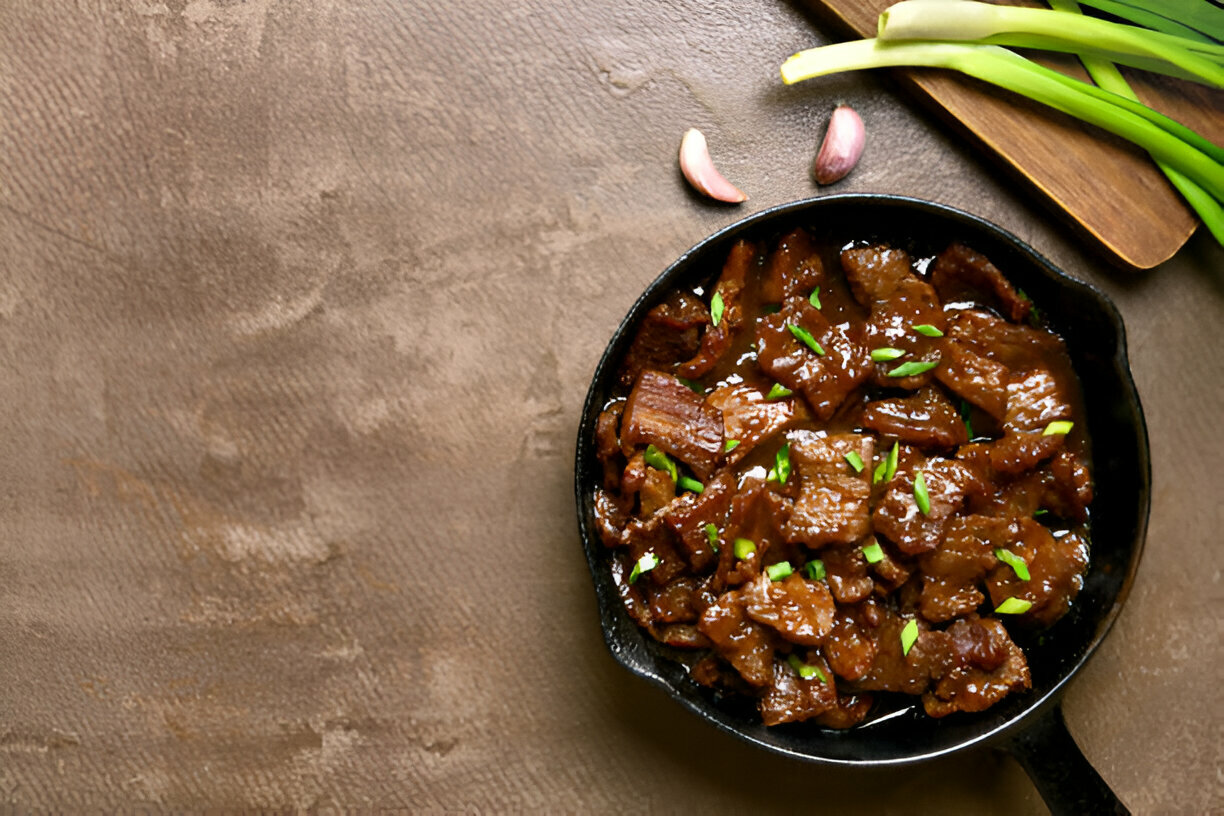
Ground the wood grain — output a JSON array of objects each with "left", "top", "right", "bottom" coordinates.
[{"left": 801, "top": 0, "right": 1223, "bottom": 268}]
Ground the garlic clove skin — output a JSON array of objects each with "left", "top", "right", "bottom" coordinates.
[
  {"left": 679, "top": 128, "right": 748, "bottom": 204},
  {"left": 813, "top": 105, "right": 865, "bottom": 185}
]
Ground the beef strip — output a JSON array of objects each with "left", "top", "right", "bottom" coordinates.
[
  {"left": 619, "top": 290, "right": 708, "bottom": 386},
  {"left": 698, "top": 590, "right": 776, "bottom": 687},
  {"left": 621, "top": 370, "right": 723, "bottom": 479},
  {"left": 717, "top": 475, "right": 788, "bottom": 588},
  {"left": 705, "top": 383, "right": 797, "bottom": 465},
  {"left": 873, "top": 457, "right": 987, "bottom": 555},
  {"left": 989, "top": 369, "right": 1074, "bottom": 473},
  {"left": 679, "top": 239, "right": 755, "bottom": 377},
  {"left": 823, "top": 600, "right": 880, "bottom": 681},
  {"left": 923, "top": 616, "right": 1031, "bottom": 717},
  {"left": 639, "top": 466, "right": 676, "bottom": 516},
  {"left": 840, "top": 245, "right": 945, "bottom": 390},
  {"left": 783, "top": 431, "right": 875, "bottom": 548},
  {"left": 656, "top": 624, "right": 710, "bottom": 650},
  {"left": 647, "top": 576, "right": 702, "bottom": 623},
  {"left": 755, "top": 298, "right": 871, "bottom": 421},
  {"left": 985, "top": 520, "right": 1088, "bottom": 627},
  {"left": 741, "top": 572, "right": 836, "bottom": 646},
  {"left": 760, "top": 228, "right": 823, "bottom": 303},
  {"left": 812, "top": 693, "right": 874, "bottom": 728},
  {"left": 918, "top": 514, "right": 1007, "bottom": 623},
  {"left": 849, "top": 611, "right": 945, "bottom": 695},
  {"left": 663, "top": 469, "right": 735, "bottom": 571},
  {"left": 934, "top": 341, "right": 1010, "bottom": 420},
  {"left": 821, "top": 543, "right": 874, "bottom": 604},
  {"left": 931, "top": 242, "right": 1032, "bottom": 323},
  {"left": 861, "top": 386, "right": 969, "bottom": 450},
  {"left": 760, "top": 650, "right": 838, "bottom": 725},
  {"left": 867, "top": 538, "right": 914, "bottom": 594},
  {"left": 595, "top": 402, "right": 625, "bottom": 489},
  {"left": 592, "top": 489, "right": 630, "bottom": 549},
  {"left": 946, "top": 310, "right": 1066, "bottom": 371},
  {"left": 623, "top": 514, "right": 687, "bottom": 587}
]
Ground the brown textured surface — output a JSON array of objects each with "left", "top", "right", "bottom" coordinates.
[{"left": 0, "top": 1, "right": 1220, "bottom": 812}]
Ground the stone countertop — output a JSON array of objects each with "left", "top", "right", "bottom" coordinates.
[{"left": 2, "top": 2, "right": 1220, "bottom": 812}]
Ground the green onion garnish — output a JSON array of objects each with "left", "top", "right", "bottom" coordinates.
[
  {"left": 913, "top": 470, "right": 931, "bottom": 515},
  {"left": 844, "top": 451, "right": 865, "bottom": 473},
  {"left": 787, "top": 323, "right": 825, "bottom": 356},
  {"left": 995, "top": 597, "right": 1034, "bottom": 615},
  {"left": 1042, "top": 420, "right": 1074, "bottom": 436},
  {"left": 1034, "top": 509, "right": 1048, "bottom": 517},
  {"left": 887, "top": 359, "right": 940, "bottom": 378},
  {"left": 862, "top": 540, "right": 884, "bottom": 564},
  {"left": 678, "top": 377, "right": 705, "bottom": 393},
  {"left": 710, "top": 291, "right": 725, "bottom": 326},
  {"left": 678, "top": 476, "right": 704, "bottom": 494},
  {"left": 912, "top": 324, "right": 944, "bottom": 337},
  {"left": 775, "top": 444, "right": 791, "bottom": 485},
  {"left": 872, "top": 458, "right": 887, "bottom": 484},
  {"left": 724, "top": 439, "right": 740, "bottom": 453},
  {"left": 900, "top": 618, "right": 919, "bottom": 657},
  {"left": 809, "top": 286, "right": 822, "bottom": 309},
  {"left": 733, "top": 538, "right": 756, "bottom": 559},
  {"left": 766, "top": 561, "right": 794, "bottom": 581},
  {"left": 704, "top": 522, "right": 720, "bottom": 552},
  {"left": 787, "top": 653, "right": 828, "bottom": 682},
  {"left": 767, "top": 383, "right": 793, "bottom": 400},
  {"left": 871, "top": 347, "right": 906, "bottom": 362},
  {"left": 804, "top": 559, "right": 826, "bottom": 581},
  {"left": 643, "top": 444, "right": 678, "bottom": 482},
  {"left": 885, "top": 441, "right": 899, "bottom": 482},
  {"left": 960, "top": 399, "right": 974, "bottom": 439},
  {"left": 995, "top": 548, "right": 1032, "bottom": 581},
  {"left": 629, "top": 551, "right": 659, "bottom": 584}
]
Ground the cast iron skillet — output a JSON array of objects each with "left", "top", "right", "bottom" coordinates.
[{"left": 574, "top": 195, "right": 1149, "bottom": 815}]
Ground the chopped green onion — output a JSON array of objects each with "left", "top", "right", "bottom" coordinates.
[
  {"left": 862, "top": 540, "right": 885, "bottom": 564},
  {"left": 710, "top": 291, "right": 725, "bottom": 326},
  {"left": 900, "top": 618, "right": 919, "bottom": 656},
  {"left": 844, "top": 450, "right": 865, "bottom": 473},
  {"left": 960, "top": 399, "right": 974, "bottom": 439},
  {"left": 767, "top": 383, "right": 793, "bottom": 400},
  {"left": 704, "top": 522, "right": 720, "bottom": 552},
  {"left": 870, "top": 347, "right": 906, "bottom": 362},
  {"left": 888, "top": 359, "right": 940, "bottom": 378},
  {"left": 766, "top": 561, "right": 794, "bottom": 581},
  {"left": 995, "top": 596, "right": 1034, "bottom": 615},
  {"left": 643, "top": 444, "right": 678, "bottom": 483},
  {"left": 787, "top": 653, "right": 828, "bottom": 682},
  {"left": 629, "top": 551, "right": 659, "bottom": 583},
  {"left": 1034, "top": 508, "right": 1048, "bottom": 517},
  {"left": 885, "top": 441, "right": 899, "bottom": 482},
  {"left": 724, "top": 439, "right": 740, "bottom": 453},
  {"left": 995, "top": 548, "right": 1032, "bottom": 581},
  {"left": 913, "top": 470, "right": 931, "bottom": 515},
  {"left": 872, "top": 458, "right": 888, "bottom": 484},
  {"left": 809, "top": 286, "right": 822, "bottom": 309},
  {"left": 775, "top": 444, "right": 792, "bottom": 485},
  {"left": 787, "top": 323, "right": 825, "bottom": 356},
  {"left": 804, "top": 559, "right": 826, "bottom": 581},
  {"left": 912, "top": 323, "right": 944, "bottom": 337},
  {"left": 678, "top": 377, "right": 705, "bottom": 393},
  {"left": 733, "top": 538, "right": 756, "bottom": 559},
  {"left": 1043, "top": 420, "right": 1074, "bottom": 436},
  {"left": 678, "top": 476, "right": 704, "bottom": 494}
]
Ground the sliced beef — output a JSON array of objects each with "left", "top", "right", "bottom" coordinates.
[
  {"left": 812, "top": 694, "right": 873, "bottom": 729},
  {"left": 760, "top": 650, "right": 838, "bottom": 725},
  {"left": 934, "top": 341, "right": 1010, "bottom": 420},
  {"left": 861, "top": 386, "right": 968, "bottom": 450},
  {"left": 823, "top": 600, "right": 880, "bottom": 681},
  {"left": 850, "top": 612, "right": 944, "bottom": 695},
  {"left": 663, "top": 469, "right": 734, "bottom": 571},
  {"left": 821, "top": 543, "right": 874, "bottom": 604},
  {"left": 923, "top": 616, "right": 1031, "bottom": 717},
  {"left": 783, "top": 431, "right": 875, "bottom": 548},
  {"left": 1045, "top": 449, "right": 1093, "bottom": 522},
  {"left": 931, "top": 242, "right": 1032, "bottom": 323},
  {"left": 639, "top": 466, "right": 676, "bottom": 516},
  {"left": 946, "top": 310, "right": 1066, "bottom": 372},
  {"left": 698, "top": 590, "right": 776, "bottom": 687},
  {"left": 989, "top": 369, "right": 1074, "bottom": 473},
  {"left": 593, "top": 488, "right": 630, "bottom": 548},
  {"left": 679, "top": 239, "right": 755, "bottom": 377},
  {"left": 986, "top": 521, "right": 1088, "bottom": 627},
  {"left": 619, "top": 290, "right": 708, "bottom": 386},
  {"left": 656, "top": 624, "right": 711, "bottom": 650},
  {"left": 611, "top": 553, "right": 655, "bottom": 632},
  {"left": 623, "top": 514, "right": 686, "bottom": 587},
  {"left": 873, "top": 458, "right": 987, "bottom": 555},
  {"left": 595, "top": 402, "right": 625, "bottom": 489},
  {"left": 755, "top": 298, "right": 871, "bottom": 421},
  {"left": 867, "top": 538, "right": 914, "bottom": 594},
  {"left": 705, "top": 383, "right": 797, "bottom": 465},
  {"left": 760, "top": 228, "right": 823, "bottom": 303},
  {"left": 918, "top": 514, "right": 1007, "bottom": 623},
  {"left": 717, "top": 475, "right": 789, "bottom": 588},
  {"left": 741, "top": 573, "right": 836, "bottom": 646},
  {"left": 622, "top": 370, "right": 723, "bottom": 479},
  {"left": 647, "top": 576, "right": 702, "bottom": 623}
]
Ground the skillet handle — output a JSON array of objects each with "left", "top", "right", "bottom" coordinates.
[{"left": 1004, "top": 703, "right": 1129, "bottom": 816}]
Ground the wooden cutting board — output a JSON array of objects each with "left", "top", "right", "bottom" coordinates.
[{"left": 800, "top": 0, "right": 1224, "bottom": 269}]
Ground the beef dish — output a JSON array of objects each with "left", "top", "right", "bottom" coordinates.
[{"left": 590, "top": 225, "right": 1096, "bottom": 728}]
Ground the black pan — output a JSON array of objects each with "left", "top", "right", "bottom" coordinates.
[{"left": 574, "top": 195, "right": 1149, "bottom": 815}]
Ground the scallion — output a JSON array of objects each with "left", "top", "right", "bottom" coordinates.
[
  {"left": 912, "top": 323, "right": 944, "bottom": 337},
  {"left": 678, "top": 476, "right": 704, "bottom": 494},
  {"left": 900, "top": 618, "right": 919, "bottom": 656},
  {"left": 862, "top": 540, "right": 885, "bottom": 564},
  {"left": 844, "top": 450, "right": 865, "bottom": 473},
  {"left": 678, "top": 377, "right": 705, "bottom": 393},
  {"left": 995, "top": 596, "right": 1034, "bottom": 615},
  {"left": 1042, "top": 420, "right": 1074, "bottom": 436},
  {"left": 995, "top": 547, "right": 1031, "bottom": 581},
  {"left": 766, "top": 561, "right": 794, "bottom": 581},
  {"left": 705, "top": 522, "right": 720, "bottom": 552},
  {"left": 710, "top": 291, "right": 725, "bottom": 326},
  {"left": 888, "top": 359, "right": 940, "bottom": 378},
  {"left": 872, "top": 458, "right": 888, "bottom": 484},
  {"left": 810, "top": 286, "right": 822, "bottom": 309},
  {"left": 913, "top": 470, "right": 931, "bottom": 515},
  {"left": 724, "top": 439, "right": 740, "bottom": 453},
  {"left": 734, "top": 537, "right": 756, "bottom": 559},
  {"left": 787, "top": 653, "right": 828, "bottom": 682},
  {"left": 804, "top": 559, "right": 826, "bottom": 581},
  {"left": 871, "top": 347, "right": 906, "bottom": 361},
  {"left": 787, "top": 323, "right": 825, "bottom": 356},
  {"left": 629, "top": 551, "right": 659, "bottom": 584},
  {"left": 775, "top": 443, "right": 792, "bottom": 485},
  {"left": 767, "top": 383, "right": 793, "bottom": 400},
  {"left": 1034, "top": 508, "right": 1049, "bottom": 518},
  {"left": 643, "top": 444, "right": 678, "bottom": 482},
  {"left": 886, "top": 441, "right": 899, "bottom": 482},
  {"left": 960, "top": 399, "right": 975, "bottom": 439}
]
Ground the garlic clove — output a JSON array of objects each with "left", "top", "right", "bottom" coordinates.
[
  {"left": 813, "top": 105, "right": 865, "bottom": 185},
  {"left": 679, "top": 128, "right": 748, "bottom": 204}
]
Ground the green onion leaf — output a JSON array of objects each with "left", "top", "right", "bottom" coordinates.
[
  {"left": 888, "top": 359, "right": 940, "bottom": 378},
  {"left": 766, "top": 561, "right": 794, "bottom": 581},
  {"left": 643, "top": 444, "right": 678, "bottom": 482},
  {"left": 678, "top": 476, "right": 704, "bottom": 494},
  {"left": 678, "top": 377, "right": 705, "bottom": 393},
  {"left": 710, "top": 291, "right": 725, "bottom": 326},
  {"left": 629, "top": 551, "right": 659, "bottom": 584},
  {"left": 960, "top": 399, "right": 975, "bottom": 439},
  {"left": 704, "top": 522, "right": 720, "bottom": 552},
  {"left": 871, "top": 347, "right": 906, "bottom": 362},
  {"left": 1034, "top": 508, "right": 1048, "bottom": 517},
  {"left": 787, "top": 653, "right": 828, "bottom": 682},
  {"left": 733, "top": 538, "right": 756, "bottom": 560},
  {"left": 912, "top": 323, "right": 944, "bottom": 337},
  {"left": 809, "top": 286, "right": 822, "bottom": 309},
  {"left": 872, "top": 458, "right": 888, "bottom": 484},
  {"left": 787, "top": 323, "right": 825, "bottom": 356},
  {"left": 885, "top": 441, "right": 899, "bottom": 482},
  {"left": 844, "top": 451, "right": 865, "bottom": 473},
  {"left": 804, "top": 559, "right": 826, "bottom": 581},
  {"left": 995, "top": 548, "right": 1031, "bottom": 581},
  {"left": 862, "top": 540, "right": 885, "bottom": 564},
  {"left": 767, "top": 383, "right": 793, "bottom": 400},
  {"left": 775, "top": 443, "right": 792, "bottom": 485},
  {"left": 724, "top": 439, "right": 740, "bottom": 453},
  {"left": 900, "top": 618, "right": 919, "bottom": 657},
  {"left": 913, "top": 470, "right": 931, "bottom": 515},
  {"left": 995, "top": 596, "right": 1034, "bottom": 615},
  {"left": 1042, "top": 420, "right": 1074, "bottom": 436}
]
